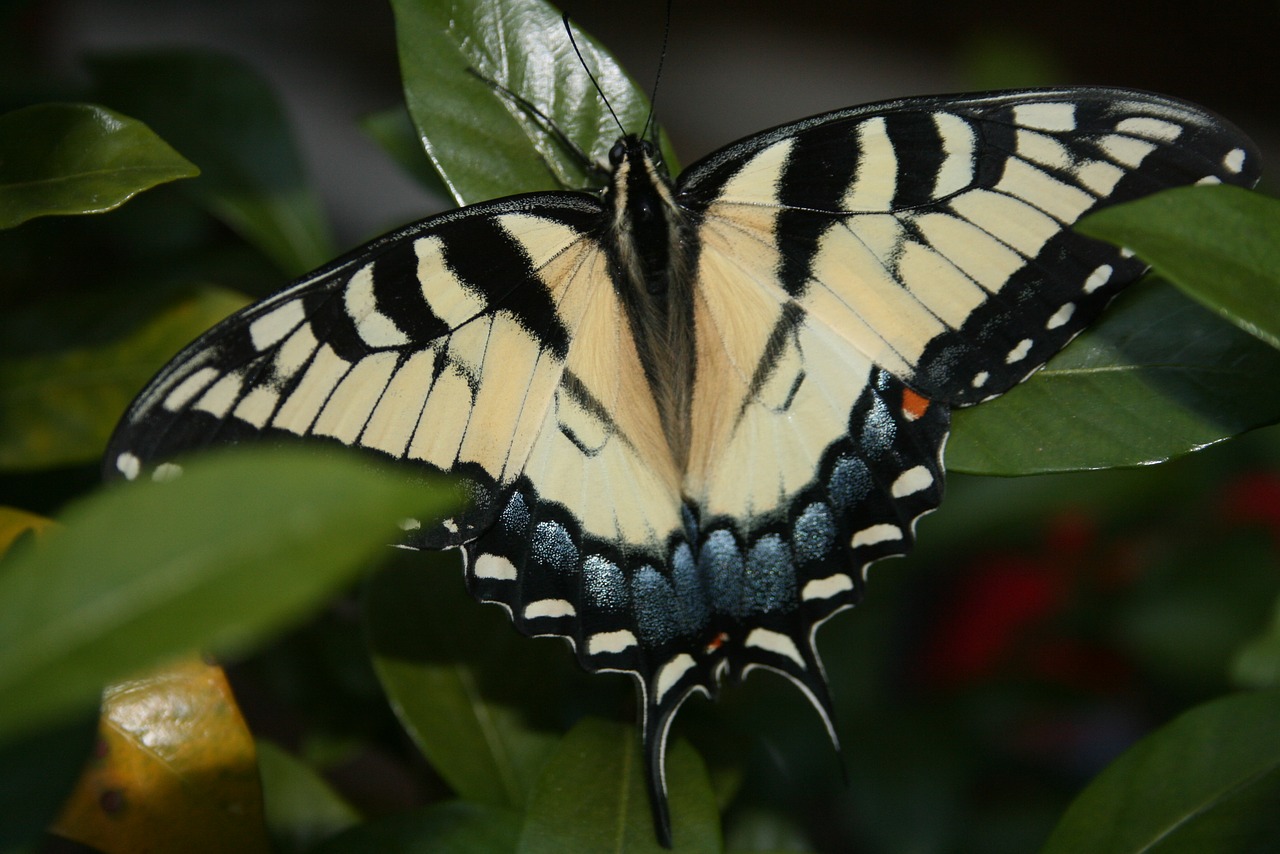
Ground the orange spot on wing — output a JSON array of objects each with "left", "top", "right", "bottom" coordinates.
[{"left": 902, "top": 389, "right": 931, "bottom": 420}]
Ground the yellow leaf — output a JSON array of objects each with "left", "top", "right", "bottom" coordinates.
[
  {"left": 52, "top": 655, "right": 271, "bottom": 854},
  {"left": 0, "top": 506, "right": 53, "bottom": 556}
]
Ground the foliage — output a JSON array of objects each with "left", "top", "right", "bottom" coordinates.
[{"left": 1, "top": 0, "right": 1279, "bottom": 852}]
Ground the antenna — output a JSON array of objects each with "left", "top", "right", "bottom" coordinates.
[
  {"left": 563, "top": 13, "right": 625, "bottom": 137},
  {"left": 640, "top": 0, "right": 673, "bottom": 144}
]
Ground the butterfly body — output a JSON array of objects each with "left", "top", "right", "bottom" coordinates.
[
  {"left": 106, "top": 87, "right": 1260, "bottom": 845},
  {"left": 601, "top": 135, "right": 698, "bottom": 465}
]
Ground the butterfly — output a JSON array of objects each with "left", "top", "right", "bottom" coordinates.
[{"left": 106, "top": 81, "right": 1259, "bottom": 844}]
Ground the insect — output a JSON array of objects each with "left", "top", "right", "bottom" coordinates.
[{"left": 106, "top": 45, "right": 1259, "bottom": 844}]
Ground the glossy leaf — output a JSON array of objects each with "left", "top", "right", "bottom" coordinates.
[
  {"left": 311, "top": 801, "right": 521, "bottom": 854},
  {"left": 0, "top": 446, "right": 457, "bottom": 743},
  {"left": 52, "top": 656, "right": 271, "bottom": 854},
  {"left": 517, "top": 717, "right": 721, "bottom": 854},
  {"left": 364, "top": 556, "right": 562, "bottom": 809},
  {"left": 0, "top": 287, "right": 247, "bottom": 471},
  {"left": 256, "top": 739, "right": 361, "bottom": 852},
  {"left": 1078, "top": 185, "right": 1280, "bottom": 350},
  {"left": 949, "top": 280, "right": 1280, "bottom": 474},
  {"left": 0, "top": 102, "right": 198, "bottom": 229},
  {"left": 88, "top": 51, "right": 334, "bottom": 275},
  {"left": 1041, "top": 691, "right": 1280, "bottom": 853},
  {"left": 390, "top": 0, "right": 676, "bottom": 206}
]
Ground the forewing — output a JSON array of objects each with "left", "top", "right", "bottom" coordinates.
[
  {"left": 678, "top": 87, "right": 1262, "bottom": 406},
  {"left": 106, "top": 194, "right": 629, "bottom": 548}
]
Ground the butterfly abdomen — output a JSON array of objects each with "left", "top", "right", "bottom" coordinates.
[{"left": 603, "top": 135, "right": 699, "bottom": 472}]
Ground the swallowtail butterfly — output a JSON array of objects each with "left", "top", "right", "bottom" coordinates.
[{"left": 106, "top": 62, "right": 1259, "bottom": 843}]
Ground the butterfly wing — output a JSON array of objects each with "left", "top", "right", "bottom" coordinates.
[
  {"left": 105, "top": 85, "right": 1261, "bottom": 847},
  {"left": 106, "top": 194, "right": 679, "bottom": 548},
  {"left": 681, "top": 88, "right": 1260, "bottom": 405},
  {"left": 106, "top": 181, "right": 714, "bottom": 842},
  {"left": 669, "top": 85, "right": 1259, "bottom": 736}
]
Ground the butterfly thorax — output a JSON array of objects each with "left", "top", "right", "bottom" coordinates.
[{"left": 602, "top": 135, "right": 697, "bottom": 472}]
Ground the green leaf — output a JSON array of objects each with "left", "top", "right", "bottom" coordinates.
[
  {"left": 310, "top": 801, "right": 522, "bottom": 854},
  {"left": 949, "top": 280, "right": 1280, "bottom": 474},
  {"left": 363, "top": 556, "right": 562, "bottom": 809},
  {"left": 959, "top": 31, "right": 1066, "bottom": 90},
  {"left": 1114, "top": 532, "right": 1279, "bottom": 694},
  {"left": 390, "top": 0, "right": 676, "bottom": 206},
  {"left": 257, "top": 739, "right": 362, "bottom": 853},
  {"left": 0, "top": 446, "right": 458, "bottom": 744},
  {"left": 361, "top": 106, "right": 452, "bottom": 199},
  {"left": 722, "top": 809, "right": 816, "bottom": 853},
  {"left": 88, "top": 51, "right": 335, "bottom": 275},
  {"left": 1041, "top": 691, "right": 1280, "bottom": 853},
  {"left": 517, "top": 717, "right": 722, "bottom": 854},
  {"left": 0, "top": 287, "right": 247, "bottom": 471},
  {"left": 0, "top": 102, "right": 198, "bottom": 229},
  {"left": 1232, "top": 594, "right": 1280, "bottom": 689},
  {"left": 1078, "top": 185, "right": 1280, "bottom": 350}
]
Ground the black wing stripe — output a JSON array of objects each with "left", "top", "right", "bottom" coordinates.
[
  {"left": 884, "top": 111, "right": 948, "bottom": 209},
  {"left": 371, "top": 237, "right": 451, "bottom": 343}
]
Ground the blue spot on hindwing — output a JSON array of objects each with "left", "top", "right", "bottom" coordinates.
[
  {"left": 746, "top": 534, "right": 797, "bottom": 614},
  {"left": 828, "top": 454, "right": 871, "bottom": 512},
  {"left": 793, "top": 502, "right": 836, "bottom": 564},
  {"left": 861, "top": 395, "right": 896, "bottom": 455},
  {"left": 671, "top": 543, "right": 709, "bottom": 634},
  {"left": 583, "top": 555, "right": 627, "bottom": 611},
  {"left": 633, "top": 565, "right": 679, "bottom": 644},
  {"left": 501, "top": 490, "right": 530, "bottom": 535},
  {"left": 532, "top": 521, "right": 576, "bottom": 574},
  {"left": 702, "top": 529, "right": 745, "bottom": 617}
]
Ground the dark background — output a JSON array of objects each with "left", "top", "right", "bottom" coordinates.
[{"left": 25, "top": 0, "right": 1278, "bottom": 247}]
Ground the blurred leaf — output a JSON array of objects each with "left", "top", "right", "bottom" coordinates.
[
  {"left": 364, "top": 556, "right": 562, "bottom": 809},
  {"left": 0, "top": 446, "right": 458, "bottom": 743},
  {"left": 88, "top": 50, "right": 335, "bottom": 275},
  {"left": 0, "top": 102, "right": 198, "bottom": 229},
  {"left": 723, "top": 809, "right": 815, "bottom": 853},
  {"left": 958, "top": 31, "right": 1066, "bottom": 89},
  {"left": 0, "top": 286, "right": 247, "bottom": 471},
  {"left": 1041, "top": 690, "right": 1280, "bottom": 853},
  {"left": 0, "top": 506, "right": 52, "bottom": 554},
  {"left": 949, "top": 280, "right": 1280, "bottom": 474},
  {"left": 1078, "top": 185, "right": 1280, "bottom": 350},
  {"left": 256, "top": 739, "right": 361, "bottom": 853},
  {"left": 361, "top": 106, "right": 451, "bottom": 199},
  {"left": 0, "top": 712, "right": 97, "bottom": 851},
  {"left": 1232, "top": 594, "right": 1280, "bottom": 689},
  {"left": 517, "top": 717, "right": 721, "bottom": 853},
  {"left": 1115, "top": 532, "right": 1279, "bottom": 693},
  {"left": 311, "top": 800, "right": 521, "bottom": 853},
  {"left": 390, "top": 0, "right": 676, "bottom": 206},
  {"left": 51, "top": 656, "right": 271, "bottom": 854}
]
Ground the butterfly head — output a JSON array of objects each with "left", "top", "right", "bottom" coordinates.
[{"left": 609, "top": 134, "right": 668, "bottom": 178}]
